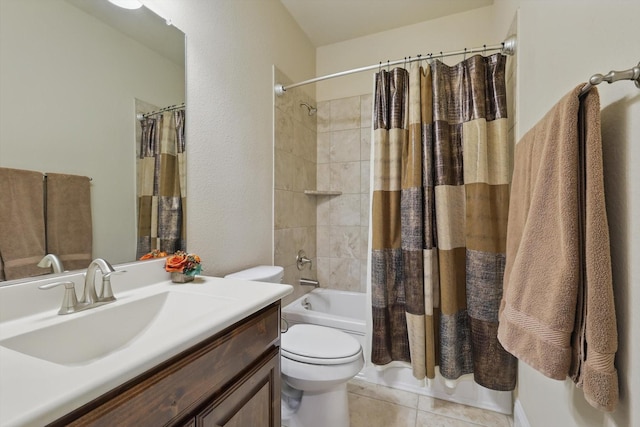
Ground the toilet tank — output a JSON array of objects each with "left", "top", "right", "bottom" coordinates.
[{"left": 224, "top": 266, "right": 284, "bottom": 283}]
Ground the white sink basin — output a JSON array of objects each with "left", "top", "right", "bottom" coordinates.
[{"left": 0, "top": 290, "right": 229, "bottom": 365}]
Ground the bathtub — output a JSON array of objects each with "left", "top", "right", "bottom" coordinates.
[
  {"left": 282, "top": 287, "right": 513, "bottom": 415},
  {"left": 281, "top": 288, "right": 366, "bottom": 346}
]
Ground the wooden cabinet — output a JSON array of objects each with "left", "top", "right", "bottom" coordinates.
[
  {"left": 197, "top": 349, "right": 279, "bottom": 427},
  {"left": 50, "top": 303, "right": 281, "bottom": 427}
]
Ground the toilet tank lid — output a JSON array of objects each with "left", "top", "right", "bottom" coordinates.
[{"left": 224, "top": 265, "right": 284, "bottom": 282}]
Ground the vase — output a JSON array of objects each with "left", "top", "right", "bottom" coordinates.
[{"left": 171, "top": 272, "right": 194, "bottom": 283}]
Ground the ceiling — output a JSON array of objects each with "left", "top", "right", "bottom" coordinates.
[
  {"left": 65, "top": 0, "right": 184, "bottom": 66},
  {"left": 280, "top": 0, "right": 494, "bottom": 47},
  {"left": 65, "top": 1, "right": 494, "bottom": 62}
]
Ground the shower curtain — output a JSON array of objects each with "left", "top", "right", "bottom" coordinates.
[
  {"left": 371, "top": 53, "right": 517, "bottom": 391},
  {"left": 136, "top": 110, "right": 187, "bottom": 258}
]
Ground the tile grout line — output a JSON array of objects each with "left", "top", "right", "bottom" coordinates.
[
  {"left": 348, "top": 383, "right": 510, "bottom": 427},
  {"left": 415, "top": 405, "right": 509, "bottom": 427},
  {"left": 347, "top": 390, "right": 418, "bottom": 410},
  {"left": 415, "top": 408, "right": 494, "bottom": 427}
]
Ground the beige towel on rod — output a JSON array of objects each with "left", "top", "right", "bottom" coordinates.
[
  {"left": 45, "top": 173, "right": 93, "bottom": 271},
  {"left": 497, "top": 85, "right": 618, "bottom": 412},
  {"left": 0, "top": 167, "right": 47, "bottom": 280}
]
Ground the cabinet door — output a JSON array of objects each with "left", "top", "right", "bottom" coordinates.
[
  {"left": 198, "top": 348, "right": 280, "bottom": 427},
  {"left": 178, "top": 419, "right": 196, "bottom": 427}
]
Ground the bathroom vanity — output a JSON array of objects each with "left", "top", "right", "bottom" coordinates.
[
  {"left": 0, "top": 259, "right": 292, "bottom": 427},
  {"left": 52, "top": 303, "right": 281, "bottom": 426}
]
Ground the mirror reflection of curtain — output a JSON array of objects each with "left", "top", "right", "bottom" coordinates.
[
  {"left": 370, "top": 53, "right": 517, "bottom": 391},
  {"left": 137, "top": 110, "right": 186, "bottom": 258}
]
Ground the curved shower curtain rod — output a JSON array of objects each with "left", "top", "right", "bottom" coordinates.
[
  {"left": 275, "top": 35, "right": 517, "bottom": 96},
  {"left": 136, "top": 103, "right": 186, "bottom": 120}
]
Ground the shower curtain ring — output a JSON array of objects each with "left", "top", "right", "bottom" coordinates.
[
  {"left": 463, "top": 48, "right": 467, "bottom": 60},
  {"left": 483, "top": 44, "right": 487, "bottom": 56}
]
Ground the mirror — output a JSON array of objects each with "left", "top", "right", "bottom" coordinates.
[{"left": 0, "top": 0, "right": 185, "bottom": 281}]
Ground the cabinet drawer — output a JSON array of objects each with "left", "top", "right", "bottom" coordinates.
[{"left": 53, "top": 303, "right": 280, "bottom": 427}]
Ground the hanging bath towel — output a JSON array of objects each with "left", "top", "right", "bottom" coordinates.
[{"left": 498, "top": 85, "right": 618, "bottom": 411}]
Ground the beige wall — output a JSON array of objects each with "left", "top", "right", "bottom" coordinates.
[
  {"left": 315, "top": 4, "right": 516, "bottom": 102},
  {"left": 144, "top": 0, "right": 316, "bottom": 277},
  {"left": 0, "top": 0, "right": 184, "bottom": 264},
  {"left": 515, "top": 3, "right": 639, "bottom": 426}
]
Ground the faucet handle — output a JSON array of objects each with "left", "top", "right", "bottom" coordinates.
[
  {"left": 99, "top": 270, "right": 126, "bottom": 302},
  {"left": 39, "top": 281, "right": 78, "bottom": 315},
  {"left": 296, "top": 250, "right": 313, "bottom": 271}
]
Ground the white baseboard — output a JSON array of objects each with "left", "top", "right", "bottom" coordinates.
[{"left": 513, "top": 399, "right": 530, "bottom": 427}]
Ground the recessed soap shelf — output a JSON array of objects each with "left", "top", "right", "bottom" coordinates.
[{"left": 303, "top": 190, "right": 342, "bottom": 196}]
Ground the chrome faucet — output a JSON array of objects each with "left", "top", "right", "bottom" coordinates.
[
  {"left": 299, "top": 278, "right": 319, "bottom": 288},
  {"left": 83, "top": 258, "right": 125, "bottom": 304},
  {"left": 37, "top": 254, "right": 65, "bottom": 274},
  {"left": 39, "top": 258, "right": 125, "bottom": 315}
]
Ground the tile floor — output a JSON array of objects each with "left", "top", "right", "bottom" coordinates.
[{"left": 348, "top": 378, "right": 514, "bottom": 427}]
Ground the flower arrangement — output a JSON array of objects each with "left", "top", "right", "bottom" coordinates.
[
  {"left": 139, "top": 249, "right": 202, "bottom": 283},
  {"left": 165, "top": 251, "right": 202, "bottom": 277}
]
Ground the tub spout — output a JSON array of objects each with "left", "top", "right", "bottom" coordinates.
[{"left": 300, "top": 278, "right": 319, "bottom": 288}]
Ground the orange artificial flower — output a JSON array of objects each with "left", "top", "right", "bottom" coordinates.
[{"left": 165, "top": 253, "right": 188, "bottom": 272}]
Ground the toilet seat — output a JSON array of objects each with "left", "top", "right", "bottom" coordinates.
[{"left": 281, "top": 324, "right": 362, "bottom": 365}]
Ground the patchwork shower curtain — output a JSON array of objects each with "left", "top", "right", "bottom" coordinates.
[
  {"left": 137, "top": 110, "right": 187, "bottom": 258},
  {"left": 371, "top": 53, "right": 517, "bottom": 391}
]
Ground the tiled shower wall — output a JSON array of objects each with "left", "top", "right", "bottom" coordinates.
[
  {"left": 273, "top": 67, "right": 318, "bottom": 306},
  {"left": 315, "top": 94, "right": 372, "bottom": 293}
]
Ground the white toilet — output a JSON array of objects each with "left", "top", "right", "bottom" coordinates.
[{"left": 225, "top": 266, "right": 364, "bottom": 427}]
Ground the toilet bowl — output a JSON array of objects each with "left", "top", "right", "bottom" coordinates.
[
  {"left": 281, "top": 323, "right": 364, "bottom": 427},
  {"left": 225, "top": 266, "right": 364, "bottom": 427}
]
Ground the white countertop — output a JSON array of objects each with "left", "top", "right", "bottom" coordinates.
[{"left": 0, "top": 270, "right": 292, "bottom": 427}]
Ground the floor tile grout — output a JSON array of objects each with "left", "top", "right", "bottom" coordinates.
[
  {"left": 349, "top": 391, "right": 502, "bottom": 427},
  {"left": 347, "top": 390, "right": 416, "bottom": 410},
  {"left": 348, "top": 379, "right": 512, "bottom": 427},
  {"left": 347, "top": 389, "right": 419, "bottom": 410}
]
